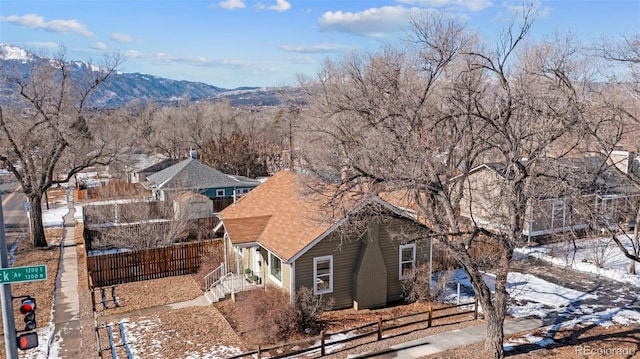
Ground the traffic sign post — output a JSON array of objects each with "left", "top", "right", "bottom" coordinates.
[
  {"left": 0, "top": 265, "right": 47, "bottom": 284},
  {"left": 0, "top": 192, "right": 19, "bottom": 359}
]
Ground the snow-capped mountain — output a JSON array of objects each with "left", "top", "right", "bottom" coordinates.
[
  {"left": 0, "top": 44, "right": 283, "bottom": 107},
  {"left": 0, "top": 44, "right": 34, "bottom": 61}
]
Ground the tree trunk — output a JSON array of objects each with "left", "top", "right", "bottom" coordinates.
[
  {"left": 476, "top": 250, "right": 510, "bottom": 359},
  {"left": 28, "top": 193, "right": 48, "bottom": 247},
  {"left": 631, "top": 213, "right": 640, "bottom": 274},
  {"left": 484, "top": 311, "right": 506, "bottom": 359},
  {"left": 630, "top": 242, "right": 638, "bottom": 275}
]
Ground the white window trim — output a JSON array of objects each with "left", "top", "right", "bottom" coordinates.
[
  {"left": 551, "top": 199, "right": 566, "bottom": 229},
  {"left": 216, "top": 189, "right": 225, "bottom": 197},
  {"left": 313, "top": 255, "right": 333, "bottom": 295},
  {"left": 268, "top": 252, "right": 283, "bottom": 287},
  {"left": 399, "top": 243, "right": 416, "bottom": 280}
]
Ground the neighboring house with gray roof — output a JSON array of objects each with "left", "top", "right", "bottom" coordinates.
[
  {"left": 142, "top": 158, "right": 260, "bottom": 208},
  {"left": 126, "top": 153, "right": 177, "bottom": 183}
]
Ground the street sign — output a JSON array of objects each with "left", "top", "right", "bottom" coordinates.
[{"left": 0, "top": 265, "right": 47, "bottom": 284}]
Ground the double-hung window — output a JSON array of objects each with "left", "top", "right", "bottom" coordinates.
[
  {"left": 313, "top": 256, "right": 333, "bottom": 295},
  {"left": 399, "top": 244, "right": 416, "bottom": 280}
]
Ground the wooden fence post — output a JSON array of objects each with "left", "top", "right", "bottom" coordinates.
[
  {"left": 320, "top": 330, "right": 326, "bottom": 356},
  {"left": 428, "top": 306, "right": 433, "bottom": 328},
  {"left": 474, "top": 297, "right": 479, "bottom": 320},
  {"left": 377, "top": 317, "right": 383, "bottom": 340},
  {"left": 90, "top": 276, "right": 96, "bottom": 312}
]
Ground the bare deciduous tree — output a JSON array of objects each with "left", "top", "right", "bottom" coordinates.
[
  {"left": 590, "top": 33, "right": 640, "bottom": 273},
  {"left": 0, "top": 47, "right": 125, "bottom": 247},
  {"left": 299, "top": 5, "right": 591, "bottom": 358}
]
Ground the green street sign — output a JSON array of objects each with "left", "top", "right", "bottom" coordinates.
[{"left": 0, "top": 265, "right": 47, "bottom": 284}]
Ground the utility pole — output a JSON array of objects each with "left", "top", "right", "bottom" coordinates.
[{"left": 0, "top": 192, "right": 19, "bottom": 359}]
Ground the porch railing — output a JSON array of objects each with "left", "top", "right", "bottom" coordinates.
[{"left": 203, "top": 262, "right": 226, "bottom": 290}]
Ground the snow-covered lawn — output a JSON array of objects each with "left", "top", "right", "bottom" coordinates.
[
  {"left": 438, "top": 235, "right": 640, "bottom": 352},
  {"left": 516, "top": 236, "right": 640, "bottom": 286},
  {"left": 445, "top": 270, "right": 598, "bottom": 315}
]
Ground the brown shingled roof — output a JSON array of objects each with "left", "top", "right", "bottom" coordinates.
[
  {"left": 219, "top": 170, "right": 333, "bottom": 261},
  {"left": 222, "top": 215, "right": 271, "bottom": 245}
]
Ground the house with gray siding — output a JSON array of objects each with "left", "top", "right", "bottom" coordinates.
[
  {"left": 219, "top": 170, "right": 431, "bottom": 310},
  {"left": 142, "top": 158, "right": 260, "bottom": 209}
]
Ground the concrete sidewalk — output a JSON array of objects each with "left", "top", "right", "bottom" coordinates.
[
  {"left": 49, "top": 190, "right": 82, "bottom": 357},
  {"left": 349, "top": 317, "right": 544, "bottom": 359}
]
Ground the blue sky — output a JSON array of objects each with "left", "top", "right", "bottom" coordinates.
[{"left": 1, "top": 0, "right": 638, "bottom": 89}]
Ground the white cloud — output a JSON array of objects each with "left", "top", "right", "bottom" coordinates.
[
  {"left": 217, "top": 0, "right": 245, "bottom": 10},
  {"left": 286, "top": 56, "right": 315, "bottom": 64},
  {"left": 23, "top": 42, "right": 60, "bottom": 52},
  {"left": 396, "top": 0, "right": 492, "bottom": 12},
  {"left": 496, "top": 1, "right": 550, "bottom": 21},
  {"left": 268, "top": 0, "right": 291, "bottom": 12},
  {"left": 124, "top": 50, "right": 143, "bottom": 59},
  {"left": 110, "top": 32, "right": 135, "bottom": 43},
  {"left": 0, "top": 13, "right": 93, "bottom": 37},
  {"left": 150, "top": 52, "right": 251, "bottom": 69},
  {"left": 279, "top": 43, "right": 352, "bottom": 53},
  {"left": 318, "top": 6, "right": 418, "bottom": 38},
  {"left": 91, "top": 42, "right": 108, "bottom": 51}
]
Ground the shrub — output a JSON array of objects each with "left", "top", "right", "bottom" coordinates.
[
  {"left": 294, "top": 286, "right": 334, "bottom": 335},
  {"left": 240, "top": 288, "right": 298, "bottom": 343},
  {"left": 239, "top": 286, "right": 334, "bottom": 344},
  {"left": 401, "top": 262, "right": 454, "bottom": 302}
]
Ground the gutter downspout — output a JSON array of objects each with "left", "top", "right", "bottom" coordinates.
[
  {"left": 290, "top": 262, "right": 296, "bottom": 305},
  {"left": 223, "top": 232, "right": 229, "bottom": 274}
]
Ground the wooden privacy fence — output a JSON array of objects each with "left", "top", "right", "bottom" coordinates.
[
  {"left": 87, "top": 239, "right": 223, "bottom": 287},
  {"left": 228, "top": 299, "right": 479, "bottom": 359}
]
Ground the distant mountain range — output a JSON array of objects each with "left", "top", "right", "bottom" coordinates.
[{"left": 0, "top": 44, "right": 286, "bottom": 107}]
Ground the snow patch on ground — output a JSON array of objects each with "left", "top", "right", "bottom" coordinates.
[
  {"left": 516, "top": 236, "right": 640, "bottom": 286},
  {"left": 504, "top": 333, "right": 554, "bottom": 352},
  {"left": 42, "top": 206, "right": 69, "bottom": 227},
  {"left": 443, "top": 270, "right": 597, "bottom": 317},
  {"left": 74, "top": 205, "right": 84, "bottom": 222},
  {"left": 20, "top": 324, "right": 55, "bottom": 359},
  {"left": 123, "top": 317, "right": 243, "bottom": 358}
]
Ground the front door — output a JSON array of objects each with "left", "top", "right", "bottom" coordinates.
[{"left": 252, "top": 247, "right": 261, "bottom": 281}]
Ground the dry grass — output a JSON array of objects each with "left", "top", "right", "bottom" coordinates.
[
  {"left": 114, "top": 306, "right": 246, "bottom": 358},
  {"left": 214, "top": 291, "right": 481, "bottom": 357},
  {"left": 94, "top": 275, "right": 204, "bottom": 317}
]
